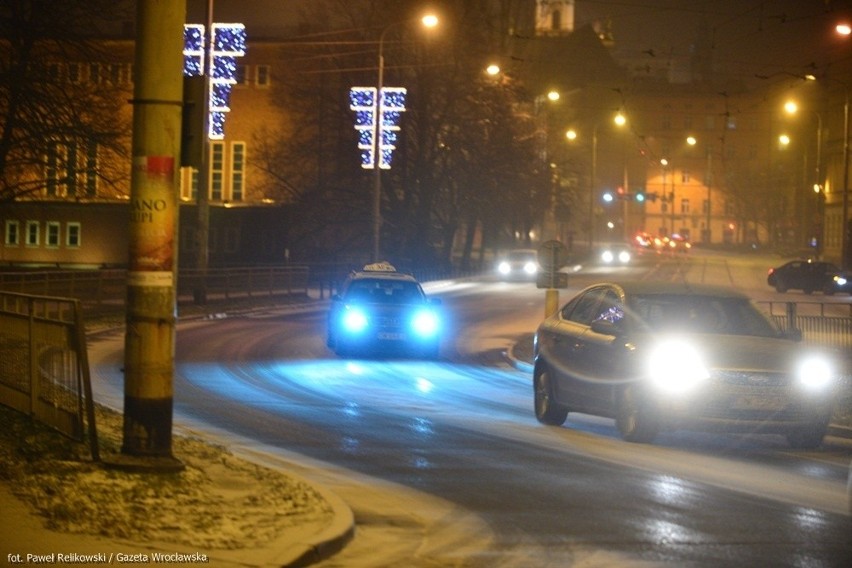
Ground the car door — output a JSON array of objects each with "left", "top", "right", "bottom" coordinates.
[
  {"left": 576, "top": 288, "right": 625, "bottom": 416},
  {"left": 548, "top": 287, "right": 607, "bottom": 411}
]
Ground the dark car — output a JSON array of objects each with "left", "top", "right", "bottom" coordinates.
[
  {"left": 533, "top": 281, "right": 838, "bottom": 447},
  {"left": 496, "top": 249, "right": 539, "bottom": 280},
  {"left": 767, "top": 259, "right": 850, "bottom": 295},
  {"left": 327, "top": 262, "right": 441, "bottom": 358}
]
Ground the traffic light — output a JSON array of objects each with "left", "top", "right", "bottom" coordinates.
[{"left": 635, "top": 188, "right": 646, "bottom": 202}]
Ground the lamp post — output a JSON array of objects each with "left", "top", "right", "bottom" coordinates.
[
  {"left": 574, "top": 112, "right": 625, "bottom": 251},
  {"left": 841, "top": 89, "right": 850, "bottom": 269},
  {"left": 371, "top": 14, "right": 437, "bottom": 262}
]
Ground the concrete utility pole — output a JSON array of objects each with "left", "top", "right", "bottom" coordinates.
[{"left": 117, "top": 0, "right": 187, "bottom": 471}]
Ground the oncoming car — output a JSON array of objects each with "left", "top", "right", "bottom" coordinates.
[
  {"left": 496, "top": 249, "right": 539, "bottom": 280},
  {"left": 533, "top": 281, "right": 838, "bottom": 448},
  {"left": 327, "top": 262, "right": 441, "bottom": 358},
  {"left": 598, "top": 243, "right": 632, "bottom": 265}
]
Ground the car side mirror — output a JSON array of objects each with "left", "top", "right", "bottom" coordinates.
[{"left": 590, "top": 319, "right": 620, "bottom": 336}]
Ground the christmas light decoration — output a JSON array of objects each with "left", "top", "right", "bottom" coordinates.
[
  {"left": 183, "top": 23, "right": 246, "bottom": 140},
  {"left": 349, "top": 86, "right": 407, "bottom": 169}
]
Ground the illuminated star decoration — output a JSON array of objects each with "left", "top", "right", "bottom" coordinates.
[
  {"left": 183, "top": 23, "right": 247, "bottom": 140},
  {"left": 349, "top": 86, "right": 407, "bottom": 169}
]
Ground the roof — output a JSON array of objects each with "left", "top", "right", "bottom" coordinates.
[{"left": 347, "top": 262, "right": 418, "bottom": 283}]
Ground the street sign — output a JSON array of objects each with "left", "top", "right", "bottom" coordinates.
[
  {"left": 536, "top": 271, "right": 568, "bottom": 289},
  {"left": 537, "top": 240, "right": 567, "bottom": 271}
]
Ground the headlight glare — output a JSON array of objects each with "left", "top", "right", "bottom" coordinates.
[
  {"left": 601, "top": 250, "right": 614, "bottom": 263},
  {"left": 797, "top": 356, "right": 833, "bottom": 389},
  {"left": 618, "top": 250, "right": 631, "bottom": 263},
  {"left": 411, "top": 310, "right": 439, "bottom": 337},
  {"left": 498, "top": 261, "right": 511, "bottom": 275},
  {"left": 523, "top": 261, "right": 538, "bottom": 274},
  {"left": 647, "top": 340, "right": 709, "bottom": 392},
  {"left": 342, "top": 308, "right": 368, "bottom": 333}
]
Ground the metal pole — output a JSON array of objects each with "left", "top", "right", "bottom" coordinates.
[
  {"left": 118, "top": 0, "right": 186, "bottom": 471},
  {"left": 589, "top": 124, "right": 597, "bottom": 251},
  {"left": 841, "top": 91, "right": 850, "bottom": 270},
  {"left": 705, "top": 149, "right": 712, "bottom": 244},
  {"left": 193, "top": 0, "right": 213, "bottom": 304},
  {"left": 372, "top": 41, "right": 384, "bottom": 263}
]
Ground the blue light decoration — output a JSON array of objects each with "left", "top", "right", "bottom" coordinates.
[
  {"left": 183, "top": 23, "right": 246, "bottom": 140},
  {"left": 349, "top": 86, "right": 407, "bottom": 169}
]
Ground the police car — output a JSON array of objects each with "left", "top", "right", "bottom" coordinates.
[{"left": 327, "top": 262, "right": 442, "bottom": 357}]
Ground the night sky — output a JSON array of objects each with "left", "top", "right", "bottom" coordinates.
[{"left": 185, "top": 0, "right": 852, "bottom": 82}]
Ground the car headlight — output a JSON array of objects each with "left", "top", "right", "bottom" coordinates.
[
  {"left": 342, "top": 307, "right": 368, "bottom": 333},
  {"left": 411, "top": 309, "right": 440, "bottom": 338},
  {"left": 601, "top": 250, "right": 614, "bottom": 263},
  {"left": 498, "top": 261, "right": 511, "bottom": 275},
  {"left": 523, "top": 261, "right": 538, "bottom": 275},
  {"left": 618, "top": 250, "right": 631, "bottom": 263},
  {"left": 647, "top": 339, "right": 709, "bottom": 392},
  {"left": 835, "top": 275, "right": 848, "bottom": 286},
  {"left": 797, "top": 355, "right": 833, "bottom": 390}
]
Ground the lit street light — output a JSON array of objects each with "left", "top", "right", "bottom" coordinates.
[{"left": 371, "top": 14, "right": 438, "bottom": 262}]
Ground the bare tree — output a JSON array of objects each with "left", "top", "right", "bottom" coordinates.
[{"left": 0, "top": 0, "right": 133, "bottom": 203}]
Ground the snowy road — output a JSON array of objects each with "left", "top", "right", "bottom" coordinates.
[{"left": 89, "top": 252, "right": 852, "bottom": 567}]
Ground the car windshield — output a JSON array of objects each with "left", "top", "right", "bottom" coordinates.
[
  {"left": 630, "top": 294, "right": 780, "bottom": 338},
  {"left": 346, "top": 279, "right": 424, "bottom": 304},
  {"left": 506, "top": 251, "right": 535, "bottom": 262}
]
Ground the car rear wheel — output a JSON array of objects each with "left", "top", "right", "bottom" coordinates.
[
  {"left": 785, "top": 422, "right": 828, "bottom": 449},
  {"left": 616, "top": 386, "right": 659, "bottom": 443},
  {"left": 534, "top": 367, "right": 568, "bottom": 426},
  {"left": 775, "top": 280, "right": 788, "bottom": 293}
]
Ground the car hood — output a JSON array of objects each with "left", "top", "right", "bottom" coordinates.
[{"left": 635, "top": 333, "right": 808, "bottom": 372}]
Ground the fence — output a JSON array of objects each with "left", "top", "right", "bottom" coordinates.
[
  {"left": 0, "top": 265, "right": 310, "bottom": 317},
  {"left": 758, "top": 301, "right": 852, "bottom": 351},
  {"left": 0, "top": 291, "right": 98, "bottom": 459}
]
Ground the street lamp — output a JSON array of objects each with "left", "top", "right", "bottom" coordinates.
[
  {"left": 578, "top": 113, "right": 626, "bottom": 250},
  {"left": 371, "top": 14, "right": 438, "bottom": 262}
]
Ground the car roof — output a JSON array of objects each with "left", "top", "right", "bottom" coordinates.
[
  {"left": 347, "top": 262, "right": 419, "bottom": 283},
  {"left": 586, "top": 281, "right": 751, "bottom": 300}
]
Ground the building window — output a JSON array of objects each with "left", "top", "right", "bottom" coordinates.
[
  {"left": 726, "top": 116, "right": 737, "bottom": 130},
  {"left": 26, "top": 221, "right": 40, "bottom": 246},
  {"left": 256, "top": 65, "right": 270, "bottom": 87},
  {"left": 46, "top": 222, "right": 61, "bottom": 247},
  {"left": 681, "top": 170, "right": 691, "bottom": 183},
  {"left": 703, "top": 199, "right": 710, "bottom": 215},
  {"left": 5, "top": 220, "right": 19, "bottom": 246},
  {"left": 89, "top": 62, "right": 101, "bottom": 84},
  {"left": 231, "top": 142, "right": 245, "bottom": 201},
  {"left": 680, "top": 198, "right": 690, "bottom": 214},
  {"left": 191, "top": 168, "right": 199, "bottom": 200},
  {"left": 211, "top": 142, "right": 224, "bottom": 200},
  {"left": 235, "top": 64, "right": 247, "bottom": 86},
  {"left": 66, "top": 223, "right": 81, "bottom": 247},
  {"left": 85, "top": 142, "right": 98, "bottom": 196},
  {"left": 67, "top": 62, "right": 81, "bottom": 83}
]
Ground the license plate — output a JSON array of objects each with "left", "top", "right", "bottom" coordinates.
[
  {"left": 733, "top": 395, "right": 785, "bottom": 411},
  {"left": 378, "top": 332, "right": 405, "bottom": 340}
]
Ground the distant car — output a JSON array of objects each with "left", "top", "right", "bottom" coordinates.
[
  {"left": 533, "top": 281, "right": 838, "bottom": 448},
  {"left": 767, "top": 260, "right": 851, "bottom": 295},
  {"left": 667, "top": 233, "right": 692, "bottom": 253},
  {"left": 327, "top": 262, "right": 441, "bottom": 358},
  {"left": 598, "top": 243, "right": 632, "bottom": 265},
  {"left": 496, "top": 249, "right": 539, "bottom": 280}
]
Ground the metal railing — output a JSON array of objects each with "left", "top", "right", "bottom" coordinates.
[
  {"left": 0, "top": 291, "right": 98, "bottom": 459},
  {"left": 0, "top": 266, "right": 310, "bottom": 316},
  {"left": 758, "top": 301, "right": 852, "bottom": 350}
]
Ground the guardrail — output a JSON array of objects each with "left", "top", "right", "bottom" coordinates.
[{"left": 0, "top": 292, "right": 98, "bottom": 459}]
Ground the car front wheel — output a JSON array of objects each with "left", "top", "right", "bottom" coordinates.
[
  {"left": 616, "top": 386, "right": 659, "bottom": 443},
  {"left": 534, "top": 367, "right": 568, "bottom": 426}
]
